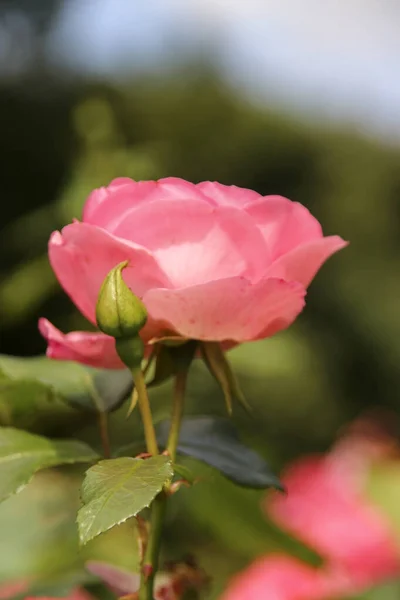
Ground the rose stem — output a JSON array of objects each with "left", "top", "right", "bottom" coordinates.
[
  {"left": 97, "top": 411, "right": 111, "bottom": 459},
  {"left": 131, "top": 367, "right": 159, "bottom": 456},
  {"left": 166, "top": 369, "right": 187, "bottom": 463},
  {"left": 138, "top": 368, "right": 188, "bottom": 600}
]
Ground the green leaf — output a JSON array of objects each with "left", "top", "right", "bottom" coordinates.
[
  {"left": 78, "top": 456, "right": 173, "bottom": 545},
  {"left": 0, "top": 371, "right": 75, "bottom": 432},
  {"left": 0, "top": 354, "right": 133, "bottom": 420},
  {"left": 0, "top": 427, "right": 99, "bottom": 502},
  {"left": 157, "top": 416, "right": 283, "bottom": 490}
]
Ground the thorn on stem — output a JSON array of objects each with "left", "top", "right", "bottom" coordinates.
[
  {"left": 142, "top": 563, "right": 153, "bottom": 581},
  {"left": 135, "top": 452, "right": 153, "bottom": 460},
  {"left": 167, "top": 479, "right": 192, "bottom": 495}
]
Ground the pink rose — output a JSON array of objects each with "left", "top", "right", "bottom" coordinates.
[
  {"left": 39, "top": 178, "right": 347, "bottom": 368},
  {"left": 222, "top": 420, "right": 400, "bottom": 600},
  {"left": 267, "top": 424, "right": 400, "bottom": 591}
]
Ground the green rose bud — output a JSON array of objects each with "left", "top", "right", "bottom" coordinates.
[{"left": 96, "top": 261, "right": 148, "bottom": 338}]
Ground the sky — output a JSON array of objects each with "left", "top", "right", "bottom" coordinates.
[{"left": 39, "top": 0, "right": 400, "bottom": 141}]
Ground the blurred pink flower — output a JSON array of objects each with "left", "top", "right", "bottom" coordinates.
[
  {"left": 40, "top": 178, "right": 346, "bottom": 368},
  {"left": 0, "top": 583, "right": 92, "bottom": 600},
  {"left": 222, "top": 419, "right": 400, "bottom": 600},
  {"left": 268, "top": 428, "right": 400, "bottom": 589},
  {"left": 25, "top": 591, "right": 92, "bottom": 600},
  {"left": 0, "top": 581, "right": 27, "bottom": 599},
  {"left": 220, "top": 556, "right": 329, "bottom": 600}
]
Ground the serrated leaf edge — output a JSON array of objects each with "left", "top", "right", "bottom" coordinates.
[{"left": 77, "top": 458, "right": 173, "bottom": 545}]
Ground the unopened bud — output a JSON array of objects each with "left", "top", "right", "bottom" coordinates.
[{"left": 96, "top": 261, "right": 147, "bottom": 338}]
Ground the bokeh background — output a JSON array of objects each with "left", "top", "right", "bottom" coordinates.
[{"left": 1, "top": 1, "right": 400, "bottom": 598}]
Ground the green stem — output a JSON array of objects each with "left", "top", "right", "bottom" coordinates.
[
  {"left": 131, "top": 367, "right": 159, "bottom": 456},
  {"left": 167, "top": 369, "right": 187, "bottom": 462},
  {"left": 98, "top": 411, "right": 111, "bottom": 459},
  {"left": 139, "top": 493, "right": 167, "bottom": 600},
  {"left": 138, "top": 369, "right": 188, "bottom": 600}
]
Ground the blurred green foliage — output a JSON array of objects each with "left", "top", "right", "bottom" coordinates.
[{"left": 1, "top": 70, "right": 400, "bottom": 598}]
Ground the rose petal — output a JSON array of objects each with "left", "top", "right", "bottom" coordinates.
[
  {"left": 220, "top": 555, "right": 328, "bottom": 600},
  {"left": 197, "top": 181, "right": 262, "bottom": 207},
  {"left": 83, "top": 177, "right": 211, "bottom": 230},
  {"left": 144, "top": 276, "right": 306, "bottom": 342},
  {"left": 246, "top": 196, "right": 323, "bottom": 260},
  {"left": 266, "top": 236, "right": 348, "bottom": 288},
  {"left": 113, "top": 199, "right": 269, "bottom": 286},
  {"left": 49, "top": 222, "right": 171, "bottom": 324},
  {"left": 39, "top": 318, "right": 124, "bottom": 369},
  {"left": 83, "top": 177, "right": 143, "bottom": 226}
]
